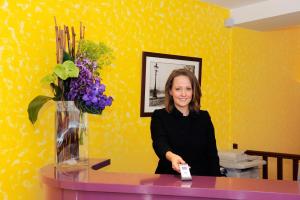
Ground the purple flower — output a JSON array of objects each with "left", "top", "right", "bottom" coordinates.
[{"left": 65, "top": 57, "right": 113, "bottom": 114}]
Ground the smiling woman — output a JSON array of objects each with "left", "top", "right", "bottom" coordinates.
[
  {"left": 169, "top": 75, "right": 193, "bottom": 116},
  {"left": 150, "top": 69, "right": 221, "bottom": 176},
  {"left": 167, "top": 71, "right": 196, "bottom": 116}
]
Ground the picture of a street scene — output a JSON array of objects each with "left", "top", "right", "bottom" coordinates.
[{"left": 149, "top": 61, "right": 195, "bottom": 107}]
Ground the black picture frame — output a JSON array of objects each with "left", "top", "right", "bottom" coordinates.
[{"left": 140, "top": 51, "right": 202, "bottom": 117}]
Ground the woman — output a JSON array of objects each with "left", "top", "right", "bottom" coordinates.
[{"left": 150, "top": 68, "right": 220, "bottom": 176}]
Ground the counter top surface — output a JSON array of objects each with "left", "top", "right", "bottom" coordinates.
[{"left": 40, "top": 159, "right": 300, "bottom": 200}]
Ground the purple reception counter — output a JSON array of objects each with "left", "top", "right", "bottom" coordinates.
[{"left": 40, "top": 159, "right": 300, "bottom": 200}]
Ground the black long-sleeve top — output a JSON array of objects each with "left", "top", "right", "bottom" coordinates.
[{"left": 150, "top": 107, "right": 221, "bottom": 176}]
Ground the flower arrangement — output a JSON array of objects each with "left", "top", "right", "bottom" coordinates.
[
  {"left": 27, "top": 20, "right": 113, "bottom": 124},
  {"left": 27, "top": 20, "right": 114, "bottom": 165}
]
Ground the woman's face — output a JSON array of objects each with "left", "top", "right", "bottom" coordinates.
[{"left": 170, "top": 75, "right": 193, "bottom": 112}]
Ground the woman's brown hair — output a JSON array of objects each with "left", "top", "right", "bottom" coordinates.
[{"left": 164, "top": 68, "right": 201, "bottom": 113}]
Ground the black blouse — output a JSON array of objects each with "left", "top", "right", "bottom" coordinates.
[{"left": 150, "top": 107, "right": 221, "bottom": 176}]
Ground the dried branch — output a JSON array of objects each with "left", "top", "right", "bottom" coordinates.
[
  {"left": 63, "top": 25, "right": 67, "bottom": 52},
  {"left": 65, "top": 26, "right": 71, "bottom": 56},
  {"left": 54, "top": 16, "right": 57, "bottom": 27},
  {"left": 59, "top": 29, "right": 64, "bottom": 64},
  {"left": 80, "top": 22, "right": 83, "bottom": 39},
  {"left": 83, "top": 25, "right": 85, "bottom": 39},
  {"left": 54, "top": 17, "right": 59, "bottom": 64},
  {"left": 71, "top": 26, "right": 76, "bottom": 58}
]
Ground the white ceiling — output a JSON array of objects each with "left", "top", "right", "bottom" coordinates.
[
  {"left": 202, "top": 0, "right": 300, "bottom": 31},
  {"left": 202, "top": 0, "right": 268, "bottom": 9}
]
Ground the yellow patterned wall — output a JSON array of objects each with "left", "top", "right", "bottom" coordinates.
[
  {"left": 0, "top": 0, "right": 230, "bottom": 199},
  {"left": 232, "top": 27, "right": 300, "bottom": 179}
]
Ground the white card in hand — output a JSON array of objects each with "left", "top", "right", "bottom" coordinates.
[{"left": 179, "top": 164, "right": 192, "bottom": 181}]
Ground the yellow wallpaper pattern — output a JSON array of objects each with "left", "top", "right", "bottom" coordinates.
[
  {"left": 0, "top": 0, "right": 230, "bottom": 199},
  {"left": 231, "top": 27, "right": 300, "bottom": 179}
]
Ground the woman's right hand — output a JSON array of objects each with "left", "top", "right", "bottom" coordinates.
[{"left": 165, "top": 151, "right": 186, "bottom": 173}]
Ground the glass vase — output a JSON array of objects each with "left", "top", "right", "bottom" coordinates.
[{"left": 55, "top": 101, "right": 88, "bottom": 168}]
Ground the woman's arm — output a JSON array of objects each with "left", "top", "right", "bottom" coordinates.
[
  {"left": 151, "top": 110, "right": 186, "bottom": 173},
  {"left": 150, "top": 110, "right": 172, "bottom": 160}
]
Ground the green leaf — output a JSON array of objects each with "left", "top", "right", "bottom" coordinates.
[
  {"left": 54, "top": 64, "right": 67, "bottom": 80},
  {"left": 40, "top": 73, "right": 57, "bottom": 85},
  {"left": 27, "top": 95, "right": 53, "bottom": 124},
  {"left": 54, "top": 60, "right": 79, "bottom": 80}
]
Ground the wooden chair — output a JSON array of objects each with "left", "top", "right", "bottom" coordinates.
[{"left": 232, "top": 143, "right": 300, "bottom": 180}]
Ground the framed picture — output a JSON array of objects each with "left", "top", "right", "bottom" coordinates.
[{"left": 140, "top": 51, "right": 202, "bottom": 117}]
